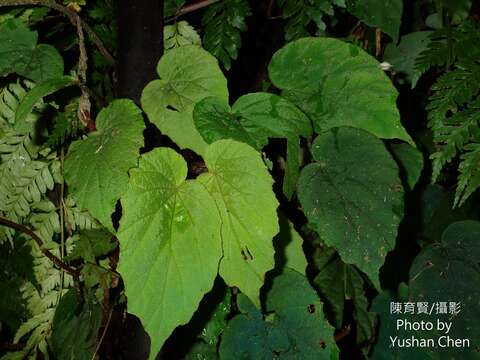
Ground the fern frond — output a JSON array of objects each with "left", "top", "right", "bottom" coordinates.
[
  {"left": 0, "top": 159, "right": 54, "bottom": 218},
  {"left": 427, "top": 60, "right": 480, "bottom": 206},
  {"left": 412, "top": 20, "right": 480, "bottom": 87},
  {"left": 29, "top": 200, "right": 60, "bottom": 244},
  {"left": 277, "top": 0, "right": 335, "bottom": 41},
  {"left": 64, "top": 196, "right": 100, "bottom": 231},
  {"left": 46, "top": 101, "right": 82, "bottom": 148},
  {"left": 7, "top": 232, "right": 73, "bottom": 359},
  {"left": 456, "top": 142, "right": 480, "bottom": 206},
  {"left": 202, "top": 0, "right": 252, "bottom": 69},
  {"left": 0, "top": 79, "right": 47, "bottom": 134},
  {"left": 164, "top": 21, "right": 201, "bottom": 50},
  {"left": 165, "top": 0, "right": 186, "bottom": 17}
]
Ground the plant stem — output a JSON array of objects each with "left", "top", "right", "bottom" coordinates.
[
  {"left": 0, "top": 0, "right": 114, "bottom": 65},
  {"left": 166, "top": 0, "right": 219, "bottom": 22},
  {"left": 0, "top": 216, "right": 79, "bottom": 278}
]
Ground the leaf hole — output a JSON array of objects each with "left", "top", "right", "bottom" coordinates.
[
  {"left": 307, "top": 304, "right": 315, "bottom": 313},
  {"left": 240, "top": 247, "right": 254, "bottom": 261}
]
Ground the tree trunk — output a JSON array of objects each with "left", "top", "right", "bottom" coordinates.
[{"left": 116, "top": 0, "right": 164, "bottom": 103}]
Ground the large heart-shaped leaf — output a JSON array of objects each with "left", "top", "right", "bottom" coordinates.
[
  {"left": 409, "top": 220, "right": 480, "bottom": 360},
  {"left": 297, "top": 127, "right": 404, "bottom": 289},
  {"left": 141, "top": 45, "right": 228, "bottom": 156},
  {"left": 117, "top": 147, "right": 223, "bottom": 359},
  {"left": 64, "top": 99, "right": 145, "bottom": 231},
  {"left": 198, "top": 140, "right": 279, "bottom": 306},
  {"left": 220, "top": 269, "right": 339, "bottom": 359},
  {"left": 0, "top": 19, "right": 64, "bottom": 82},
  {"left": 268, "top": 37, "right": 413, "bottom": 145},
  {"left": 194, "top": 92, "right": 312, "bottom": 198}
]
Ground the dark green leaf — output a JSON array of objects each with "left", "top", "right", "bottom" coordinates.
[
  {"left": 269, "top": 37, "right": 413, "bottom": 144},
  {"left": 15, "top": 76, "right": 75, "bottom": 124},
  {"left": 50, "top": 290, "right": 103, "bottom": 360},
  {"left": 66, "top": 229, "right": 116, "bottom": 263},
  {"left": 298, "top": 127, "right": 404, "bottom": 289},
  {"left": 0, "top": 19, "right": 63, "bottom": 82},
  {"left": 194, "top": 92, "right": 312, "bottom": 198},
  {"left": 220, "top": 269, "right": 339, "bottom": 359},
  {"left": 346, "top": 0, "right": 402, "bottom": 41}
]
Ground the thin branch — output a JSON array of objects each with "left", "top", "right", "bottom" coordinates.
[
  {"left": 91, "top": 307, "right": 113, "bottom": 360},
  {"left": 166, "top": 0, "right": 219, "bottom": 22},
  {"left": 334, "top": 324, "right": 352, "bottom": 342},
  {"left": 0, "top": 216, "right": 79, "bottom": 277},
  {"left": 375, "top": 28, "right": 382, "bottom": 58},
  {"left": 0, "top": 0, "right": 114, "bottom": 65}
]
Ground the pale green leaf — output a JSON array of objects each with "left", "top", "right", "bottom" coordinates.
[
  {"left": 198, "top": 140, "right": 279, "bottom": 306},
  {"left": 194, "top": 92, "right": 311, "bottom": 198},
  {"left": 274, "top": 215, "right": 307, "bottom": 275},
  {"left": 64, "top": 99, "right": 145, "bottom": 231},
  {"left": 297, "top": 127, "right": 404, "bottom": 289},
  {"left": 141, "top": 45, "right": 228, "bottom": 156},
  {"left": 117, "top": 147, "right": 223, "bottom": 359},
  {"left": 346, "top": 0, "right": 402, "bottom": 41},
  {"left": 15, "top": 76, "right": 75, "bottom": 124},
  {"left": 268, "top": 37, "right": 413, "bottom": 144}
]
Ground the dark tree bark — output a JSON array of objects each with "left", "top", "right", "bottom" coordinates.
[{"left": 116, "top": 0, "right": 164, "bottom": 103}]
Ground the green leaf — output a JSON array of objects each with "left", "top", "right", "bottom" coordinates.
[
  {"left": 314, "top": 258, "right": 345, "bottom": 328},
  {"left": 370, "top": 289, "right": 428, "bottom": 360},
  {"left": 164, "top": 21, "right": 201, "bottom": 50},
  {"left": 185, "top": 342, "right": 218, "bottom": 360},
  {"left": 344, "top": 265, "right": 376, "bottom": 346},
  {"left": 384, "top": 31, "right": 433, "bottom": 83},
  {"left": 66, "top": 229, "right": 116, "bottom": 263},
  {"left": 0, "top": 19, "right": 63, "bottom": 82},
  {"left": 314, "top": 259, "right": 376, "bottom": 344},
  {"left": 408, "top": 220, "right": 480, "bottom": 360},
  {"left": 274, "top": 215, "right": 307, "bottom": 275},
  {"left": 219, "top": 269, "right": 339, "bottom": 359},
  {"left": 117, "top": 147, "right": 223, "bottom": 359},
  {"left": 389, "top": 143, "right": 424, "bottom": 192},
  {"left": 64, "top": 99, "right": 145, "bottom": 231},
  {"left": 141, "top": 45, "right": 228, "bottom": 156},
  {"left": 198, "top": 140, "right": 279, "bottom": 306},
  {"left": 297, "top": 127, "right": 404, "bottom": 289},
  {"left": 268, "top": 37, "right": 413, "bottom": 145},
  {"left": 201, "top": 289, "right": 231, "bottom": 346},
  {"left": 50, "top": 290, "right": 102, "bottom": 360},
  {"left": 15, "top": 76, "right": 76, "bottom": 124},
  {"left": 346, "top": 0, "right": 402, "bottom": 41},
  {"left": 194, "top": 92, "right": 312, "bottom": 198}
]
